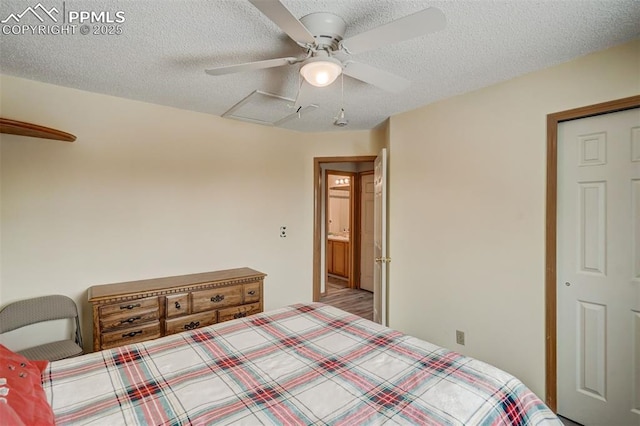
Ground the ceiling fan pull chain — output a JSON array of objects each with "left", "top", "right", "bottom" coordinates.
[{"left": 333, "top": 73, "right": 348, "bottom": 127}]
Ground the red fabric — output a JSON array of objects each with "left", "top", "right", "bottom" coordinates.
[{"left": 0, "top": 344, "right": 54, "bottom": 426}]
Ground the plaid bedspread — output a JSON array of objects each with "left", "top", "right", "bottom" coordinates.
[{"left": 44, "top": 303, "right": 561, "bottom": 425}]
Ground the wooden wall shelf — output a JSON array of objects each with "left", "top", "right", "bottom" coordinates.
[{"left": 0, "top": 118, "right": 76, "bottom": 142}]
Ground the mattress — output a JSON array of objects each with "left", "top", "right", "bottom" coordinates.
[{"left": 44, "top": 303, "right": 561, "bottom": 425}]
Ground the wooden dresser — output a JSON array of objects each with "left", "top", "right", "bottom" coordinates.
[{"left": 88, "top": 267, "right": 266, "bottom": 352}]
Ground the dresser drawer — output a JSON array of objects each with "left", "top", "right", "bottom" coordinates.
[
  {"left": 191, "top": 285, "right": 242, "bottom": 312},
  {"left": 99, "top": 308, "right": 159, "bottom": 331},
  {"left": 164, "top": 311, "right": 217, "bottom": 335},
  {"left": 243, "top": 283, "right": 261, "bottom": 303},
  {"left": 217, "top": 303, "right": 261, "bottom": 323},
  {"left": 166, "top": 293, "right": 190, "bottom": 318},
  {"left": 101, "top": 321, "right": 161, "bottom": 350},
  {"left": 99, "top": 297, "right": 159, "bottom": 318}
]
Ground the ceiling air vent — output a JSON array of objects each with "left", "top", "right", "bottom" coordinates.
[{"left": 222, "top": 90, "right": 318, "bottom": 126}]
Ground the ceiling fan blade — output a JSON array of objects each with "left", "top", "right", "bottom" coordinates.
[
  {"left": 342, "top": 61, "right": 411, "bottom": 93},
  {"left": 205, "top": 57, "right": 297, "bottom": 76},
  {"left": 249, "top": 0, "right": 316, "bottom": 45},
  {"left": 340, "top": 7, "right": 445, "bottom": 54}
]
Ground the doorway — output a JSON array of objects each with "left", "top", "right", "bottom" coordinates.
[
  {"left": 313, "top": 156, "right": 376, "bottom": 319},
  {"left": 545, "top": 95, "right": 640, "bottom": 416},
  {"left": 326, "top": 171, "right": 355, "bottom": 288}
]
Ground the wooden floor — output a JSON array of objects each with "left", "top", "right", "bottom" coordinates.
[
  {"left": 558, "top": 416, "right": 583, "bottom": 426},
  {"left": 320, "top": 276, "right": 373, "bottom": 321}
]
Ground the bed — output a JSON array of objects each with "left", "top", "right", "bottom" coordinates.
[{"left": 36, "top": 303, "right": 560, "bottom": 425}]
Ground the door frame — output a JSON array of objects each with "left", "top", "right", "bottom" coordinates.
[
  {"left": 313, "top": 156, "right": 377, "bottom": 302},
  {"left": 545, "top": 94, "right": 640, "bottom": 411}
]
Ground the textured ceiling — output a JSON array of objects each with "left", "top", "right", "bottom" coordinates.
[{"left": 1, "top": 0, "right": 639, "bottom": 132}]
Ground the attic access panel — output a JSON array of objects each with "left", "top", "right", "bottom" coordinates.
[{"left": 222, "top": 90, "right": 317, "bottom": 126}]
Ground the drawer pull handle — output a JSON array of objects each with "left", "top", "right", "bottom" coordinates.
[
  {"left": 184, "top": 321, "right": 200, "bottom": 330},
  {"left": 175, "top": 301, "right": 181, "bottom": 309},
  {"left": 210, "top": 295, "right": 225, "bottom": 303},
  {"left": 121, "top": 316, "right": 141, "bottom": 324},
  {"left": 234, "top": 311, "right": 247, "bottom": 319},
  {"left": 120, "top": 303, "right": 141, "bottom": 310},
  {"left": 123, "top": 331, "right": 142, "bottom": 338},
  {"left": 247, "top": 290, "right": 256, "bottom": 296}
]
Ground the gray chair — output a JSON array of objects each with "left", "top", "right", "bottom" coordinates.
[{"left": 0, "top": 295, "right": 84, "bottom": 361}]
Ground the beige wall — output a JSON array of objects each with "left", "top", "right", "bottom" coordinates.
[
  {"left": 1, "top": 38, "right": 638, "bottom": 400},
  {"left": 0, "top": 75, "right": 382, "bottom": 351},
  {"left": 388, "top": 39, "right": 640, "bottom": 398}
]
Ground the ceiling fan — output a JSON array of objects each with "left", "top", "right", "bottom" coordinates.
[{"left": 205, "top": 0, "right": 446, "bottom": 94}]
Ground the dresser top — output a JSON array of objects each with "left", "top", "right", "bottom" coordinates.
[{"left": 88, "top": 267, "right": 266, "bottom": 302}]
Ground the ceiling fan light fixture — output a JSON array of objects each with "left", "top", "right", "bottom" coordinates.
[{"left": 300, "top": 56, "right": 342, "bottom": 87}]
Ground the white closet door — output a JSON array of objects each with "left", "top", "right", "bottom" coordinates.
[{"left": 557, "top": 108, "right": 640, "bottom": 425}]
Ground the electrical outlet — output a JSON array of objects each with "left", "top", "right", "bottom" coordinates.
[
  {"left": 280, "top": 226, "right": 287, "bottom": 238},
  {"left": 456, "top": 330, "right": 465, "bottom": 345}
]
